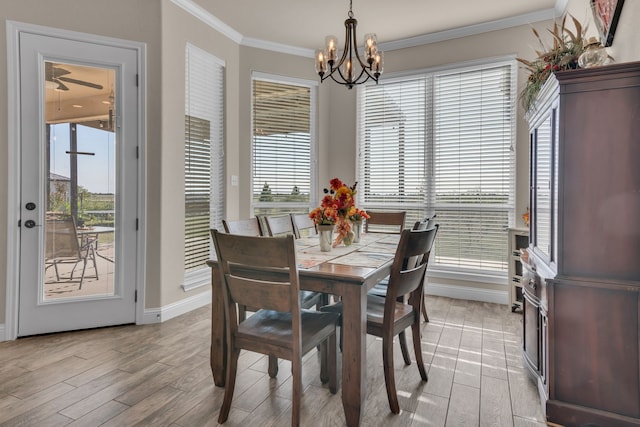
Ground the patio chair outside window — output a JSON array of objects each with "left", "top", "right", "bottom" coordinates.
[{"left": 45, "top": 216, "right": 98, "bottom": 289}]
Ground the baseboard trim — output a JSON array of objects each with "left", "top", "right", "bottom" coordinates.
[
  {"left": 142, "top": 289, "right": 211, "bottom": 324},
  {"left": 425, "top": 282, "right": 508, "bottom": 305},
  {"left": 0, "top": 324, "right": 6, "bottom": 342}
]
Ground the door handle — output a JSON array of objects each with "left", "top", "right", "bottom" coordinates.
[{"left": 24, "top": 219, "right": 36, "bottom": 228}]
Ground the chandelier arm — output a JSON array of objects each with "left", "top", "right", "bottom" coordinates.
[
  {"left": 331, "top": 17, "right": 356, "bottom": 74},
  {"left": 328, "top": 68, "right": 373, "bottom": 87},
  {"left": 348, "top": 18, "right": 370, "bottom": 70}
]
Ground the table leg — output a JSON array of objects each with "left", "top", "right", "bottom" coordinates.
[
  {"left": 340, "top": 283, "right": 368, "bottom": 426},
  {"left": 209, "top": 264, "right": 226, "bottom": 387}
]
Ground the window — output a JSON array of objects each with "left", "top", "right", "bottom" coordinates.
[
  {"left": 252, "top": 74, "right": 316, "bottom": 218},
  {"left": 358, "top": 60, "right": 515, "bottom": 278},
  {"left": 184, "top": 44, "right": 225, "bottom": 289}
]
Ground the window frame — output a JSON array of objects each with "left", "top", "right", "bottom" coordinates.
[
  {"left": 250, "top": 72, "right": 318, "bottom": 218},
  {"left": 357, "top": 57, "right": 516, "bottom": 283}
]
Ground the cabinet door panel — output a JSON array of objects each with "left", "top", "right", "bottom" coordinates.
[
  {"left": 560, "top": 83, "right": 640, "bottom": 280},
  {"left": 552, "top": 282, "right": 640, "bottom": 418},
  {"left": 523, "top": 293, "right": 539, "bottom": 371}
]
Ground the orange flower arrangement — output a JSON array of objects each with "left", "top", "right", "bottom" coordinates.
[{"left": 309, "top": 178, "right": 369, "bottom": 246}]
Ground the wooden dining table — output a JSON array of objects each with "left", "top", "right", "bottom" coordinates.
[{"left": 207, "top": 232, "right": 400, "bottom": 426}]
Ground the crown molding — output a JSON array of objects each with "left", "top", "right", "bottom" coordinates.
[
  {"left": 171, "top": 0, "right": 568, "bottom": 58},
  {"left": 170, "top": 0, "right": 243, "bottom": 44},
  {"left": 242, "top": 37, "right": 315, "bottom": 58},
  {"left": 379, "top": 7, "right": 560, "bottom": 52}
]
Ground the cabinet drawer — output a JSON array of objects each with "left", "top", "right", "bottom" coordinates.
[{"left": 522, "top": 263, "right": 542, "bottom": 298}]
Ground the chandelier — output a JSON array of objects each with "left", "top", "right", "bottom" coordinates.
[{"left": 315, "top": 0, "right": 383, "bottom": 89}]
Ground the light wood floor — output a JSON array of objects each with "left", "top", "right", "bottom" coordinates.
[{"left": 0, "top": 296, "right": 546, "bottom": 426}]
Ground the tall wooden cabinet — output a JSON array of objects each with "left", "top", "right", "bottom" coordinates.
[{"left": 524, "top": 62, "right": 640, "bottom": 426}]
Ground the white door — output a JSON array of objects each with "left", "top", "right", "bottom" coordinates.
[{"left": 18, "top": 32, "right": 138, "bottom": 336}]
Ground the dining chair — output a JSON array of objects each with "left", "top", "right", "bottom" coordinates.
[
  {"left": 290, "top": 213, "right": 318, "bottom": 238},
  {"left": 364, "top": 210, "right": 406, "bottom": 234},
  {"left": 221, "top": 216, "right": 325, "bottom": 376},
  {"left": 211, "top": 230, "right": 339, "bottom": 426},
  {"left": 369, "top": 216, "right": 438, "bottom": 323},
  {"left": 264, "top": 214, "right": 296, "bottom": 237},
  {"left": 222, "top": 217, "right": 263, "bottom": 236},
  {"left": 322, "top": 226, "right": 438, "bottom": 414},
  {"left": 45, "top": 216, "right": 99, "bottom": 289}
]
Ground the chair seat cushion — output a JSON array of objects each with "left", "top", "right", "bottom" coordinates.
[{"left": 238, "top": 309, "right": 339, "bottom": 353}]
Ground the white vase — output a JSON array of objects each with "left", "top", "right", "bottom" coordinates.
[
  {"left": 352, "top": 220, "right": 362, "bottom": 243},
  {"left": 318, "top": 225, "right": 334, "bottom": 252}
]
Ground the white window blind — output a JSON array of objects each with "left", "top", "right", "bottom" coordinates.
[
  {"left": 358, "top": 78, "right": 428, "bottom": 208},
  {"left": 184, "top": 44, "right": 225, "bottom": 281},
  {"left": 358, "top": 61, "right": 515, "bottom": 277},
  {"left": 252, "top": 77, "right": 315, "bottom": 217}
]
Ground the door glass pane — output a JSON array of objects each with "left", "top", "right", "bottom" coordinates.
[{"left": 43, "top": 61, "right": 116, "bottom": 301}]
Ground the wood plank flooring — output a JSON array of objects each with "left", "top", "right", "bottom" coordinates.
[{"left": 0, "top": 296, "right": 547, "bottom": 426}]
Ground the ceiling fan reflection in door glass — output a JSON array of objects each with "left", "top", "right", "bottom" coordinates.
[{"left": 45, "top": 62, "right": 104, "bottom": 91}]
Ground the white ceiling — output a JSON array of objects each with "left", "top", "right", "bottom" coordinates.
[{"left": 191, "top": 0, "right": 565, "bottom": 52}]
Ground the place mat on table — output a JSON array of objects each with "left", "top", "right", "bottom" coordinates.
[
  {"left": 377, "top": 234, "right": 401, "bottom": 244},
  {"left": 296, "top": 251, "right": 338, "bottom": 269},
  {"left": 295, "top": 236, "right": 320, "bottom": 248},
  {"left": 296, "top": 242, "right": 359, "bottom": 268},
  {"left": 327, "top": 251, "right": 393, "bottom": 268}
]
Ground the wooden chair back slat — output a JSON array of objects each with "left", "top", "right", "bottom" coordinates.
[
  {"left": 222, "top": 217, "right": 263, "bottom": 236},
  {"left": 291, "top": 213, "right": 317, "bottom": 238},
  {"left": 227, "top": 277, "right": 293, "bottom": 313},
  {"left": 364, "top": 211, "right": 406, "bottom": 234},
  {"left": 264, "top": 214, "right": 295, "bottom": 237}
]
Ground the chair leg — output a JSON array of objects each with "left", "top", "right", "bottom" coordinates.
[
  {"left": 90, "top": 246, "right": 99, "bottom": 280},
  {"left": 53, "top": 262, "right": 61, "bottom": 281},
  {"left": 328, "top": 333, "right": 337, "bottom": 394},
  {"left": 320, "top": 340, "right": 328, "bottom": 384},
  {"left": 319, "top": 334, "right": 338, "bottom": 393},
  {"left": 78, "top": 257, "right": 88, "bottom": 290},
  {"left": 422, "top": 298, "right": 429, "bottom": 322},
  {"left": 268, "top": 355, "right": 279, "bottom": 378},
  {"left": 218, "top": 347, "right": 240, "bottom": 423},
  {"left": 398, "top": 331, "right": 411, "bottom": 365},
  {"left": 411, "top": 321, "right": 428, "bottom": 381},
  {"left": 69, "top": 261, "right": 79, "bottom": 280},
  {"left": 291, "top": 355, "right": 302, "bottom": 427},
  {"left": 382, "top": 334, "right": 400, "bottom": 414}
]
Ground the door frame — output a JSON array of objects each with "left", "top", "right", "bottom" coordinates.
[{"left": 5, "top": 20, "right": 147, "bottom": 340}]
